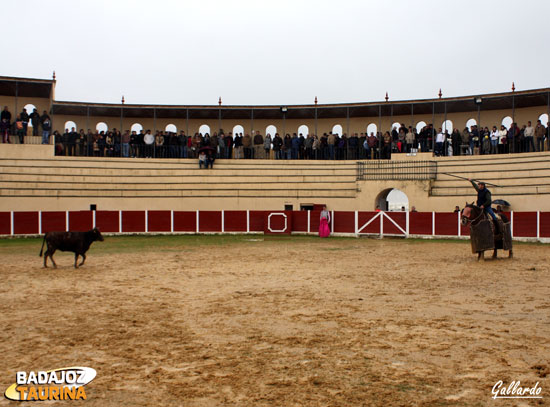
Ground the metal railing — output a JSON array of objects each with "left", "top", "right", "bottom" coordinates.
[{"left": 356, "top": 160, "right": 437, "bottom": 181}]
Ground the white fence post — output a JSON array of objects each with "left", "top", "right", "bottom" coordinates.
[
  {"left": 457, "top": 211, "right": 461, "bottom": 237},
  {"left": 307, "top": 211, "right": 310, "bottom": 234},
  {"left": 10, "top": 211, "right": 14, "bottom": 236},
  {"left": 38, "top": 211, "right": 42, "bottom": 235},
  {"left": 537, "top": 211, "right": 540, "bottom": 240},
  {"left": 221, "top": 210, "right": 225, "bottom": 233},
  {"left": 196, "top": 210, "right": 200, "bottom": 233},
  {"left": 354, "top": 211, "right": 358, "bottom": 235},
  {"left": 246, "top": 210, "right": 250, "bottom": 233},
  {"left": 170, "top": 210, "right": 174, "bottom": 233},
  {"left": 510, "top": 211, "right": 514, "bottom": 238},
  {"left": 331, "top": 210, "right": 334, "bottom": 234},
  {"left": 145, "top": 210, "right": 148, "bottom": 233},
  {"left": 119, "top": 210, "right": 122, "bottom": 233},
  {"left": 432, "top": 212, "right": 435, "bottom": 236},
  {"left": 66, "top": 211, "right": 69, "bottom": 232}
]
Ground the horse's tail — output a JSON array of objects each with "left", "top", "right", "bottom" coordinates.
[{"left": 39, "top": 234, "right": 46, "bottom": 257}]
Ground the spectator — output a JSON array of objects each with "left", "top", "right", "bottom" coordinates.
[
  {"left": 218, "top": 132, "right": 226, "bottom": 159},
  {"left": 535, "top": 119, "right": 545, "bottom": 152},
  {"left": 143, "top": 130, "right": 154, "bottom": 158},
  {"left": 225, "top": 131, "right": 233, "bottom": 159},
  {"left": 272, "top": 133, "right": 282, "bottom": 159},
  {"left": 20, "top": 108, "right": 29, "bottom": 137},
  {"left": 242, "top": 133, "right": 252, "bottom": 159},
  {"left": 406, "top": 127, "right": 416, "bottom": 153},
  {"left": 498, "top": 125, "right": 507, "bottom": 154},
  {"left": 524, "top": 121, "right": 535, "bottom": 152},
  {"left": 283, "top": 134, "right": 292, "bottom": 159},
  {"left": 29, "top": 108, "right": 41, "bottom": 137},
  {"left": 1, "top": 106, "right": 11, "bottom": 125},
  {"left": 15, "top": 115, "right": 24, "bottom": 144},
  {"left": 198, "top": 151, "right": 207, "bottom": 168},
  {"left": 264, "top": 133, "right": 272, "bottom": 159},
  {"left": 121, "top": 130, "right": 131, "bottom": 157},
  {"left": 312, "top": 135, "right": 320, "bottom": 159},
  {"left": 327, "top": 132, "right": 336, "bottom": 160},
  {"left": 41, "top": 116, "right": 51, "bottom": 144},
  {"left": 489, "top": 126, "right": 499, "bottom": 154},
  {"left": 435, "top": 128, "right": 445, "bottom": 156},
  {"left": 253, "top": 131, "right": 264, "bottom": 159},
  {"left": 291, "top": 133, "right": 300, "bottom": 159}
]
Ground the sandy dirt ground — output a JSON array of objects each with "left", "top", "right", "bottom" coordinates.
[{"left": 0, "top": 236, "right": 549, "bottom": 406}]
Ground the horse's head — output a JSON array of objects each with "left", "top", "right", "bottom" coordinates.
[{"left": 460, "top": 202, "right": 478, "bottom": 226}]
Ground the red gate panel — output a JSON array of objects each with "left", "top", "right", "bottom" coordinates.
[
  {"left": 224, "top": 211, "right": 247, "bottom": 232},
  {"left": 249, "top": 211, "right": 266, "bottom": 232},
  {"left": 95, "top": 211, "right": 120, "bottom": 233},
  {"left": 69, "top": 211, "right": 94, "bottom": 231},
  {"left": 198, "top": 211, "right": 222, "bottom": 232},
  {"left": 41, "top": 211, "right": 66, "bottom": 233},
  {"left": 384, "top": 212, "right": 406, "bottom": 235},
  {"left": 356, "top": 211, "right": 380, "bottom": 234},
  {"left": 333, "top": 211, "right": 355, "bottom": 233},
  {"left": 435, "top": 213, "right": 458, "bottom": 236},
  {"left": 264, "top": 211, "right": 292, "bottom": 234},
  {"left": 122, "top": 211, "right": 145, "bottom": 233},
  {"left": 148, "top": 211, "right": 171, "bottom": 232},
  {"left": 310, "top": 210, "right": 321, "bottom": 234},
  {"left": 0, "top": 212, "right": 11, "bottom": 235},
  {"left": 409, "top": 212, "right": 432, "bottom": 235},
  {"left": 291, "top": 211, "right": 308, "bottom": 232},
  {"left": 513, "top": 212, "right": 537, "bottom": 237},
  {"left": 173, "top": 211, "right": 196, "bottom": 232},
  {"left": 14, "top": 212, "right": 39, "bottom": 235},
  {"left": 540, "top": 212, "right": 550, "bottom": 238}
]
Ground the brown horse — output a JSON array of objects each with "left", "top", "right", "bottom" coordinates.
[{"left": 461, "top": 203, "right": 513, "bottom": 261}]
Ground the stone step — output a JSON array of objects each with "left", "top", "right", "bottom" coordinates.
[
  {"left": 430, "top": 185, "right": 550, "bottom": 196},
  {"left": 0, "top": 181, "right": 357, "bottom": 191},
  {"left": 0, "top": 188, "right": 358, "bottom": 198}
]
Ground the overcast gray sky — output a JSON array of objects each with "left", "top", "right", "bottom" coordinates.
[{"left": 5, "top": 0, "right": 549, "bottom": 106}]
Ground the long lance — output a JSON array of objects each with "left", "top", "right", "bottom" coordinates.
[{"left": 440, "top": 172, "right": 501, "bottom": 188}]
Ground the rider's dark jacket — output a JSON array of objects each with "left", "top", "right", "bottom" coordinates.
[{"left": 471, "top": 180, "right": 492, "bottom": 208}]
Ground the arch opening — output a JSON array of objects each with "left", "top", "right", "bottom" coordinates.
[
  {"left": 416, "top": 121, "right": 427, "bottom": 133},
  {"left": 23, "top": 104, "right": 37, "bottom": 126},
  {"left": 266, "top": 125, "right": 277, "bottom": 137},
  {"left": 442, "top": 119, "right": 453, "bottom": 134},
  {"left": 466, "top": 118, "right": 477, "bottom": 131},
  {"left": 131, "top": 123, "right": 143, "bottom": 133},
  {"left": 367, "top": 123, "right": 377, "bottom": 136},
  {"left": 501, "top": 116, "right": 513, "bottom": 129},
  {"left": 297, "top": 124, "right": 309, "bottom": 137},
  {"left": 375, "top": 188, "right": 409, "bottom": 212},
  {"left": 165, "top": 123, "right": 177, "bottom": 133},
  {"left": 232, "top": 125, "right": 244, "bottom": 137},
  {"left": 64, "top": 121, "right": 77, "bottom": 132},
  {"left": 199, "top": 124, "right": 211, "bottom": 136},
  {"left": 96, "top": 122, "right": 108, "bottom": 133},
  {"left": 539, "top": 113, "right": 549, "bottom": 126},
  {"left": 331, "top": 124, "right": 343, "bottom": 136}
]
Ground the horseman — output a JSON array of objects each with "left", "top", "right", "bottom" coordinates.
[{"left": 468, "top": 178, "right": 497, "bottom": 221}]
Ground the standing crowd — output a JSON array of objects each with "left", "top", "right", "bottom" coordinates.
[{"left": 2, "top": 105, "right": 548, "bottom": 159}]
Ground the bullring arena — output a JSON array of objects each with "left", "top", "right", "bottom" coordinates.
[{"left": 1, "top": 75, "right": 550, "bottom": 406}]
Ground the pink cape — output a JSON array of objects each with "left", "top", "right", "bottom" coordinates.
[{"left": 319, "top": 217, "right": 330, "bottom": 238}]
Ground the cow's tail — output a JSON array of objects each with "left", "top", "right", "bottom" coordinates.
[{"left": 39, "top": 234, "right": 46, "bottom": 257}]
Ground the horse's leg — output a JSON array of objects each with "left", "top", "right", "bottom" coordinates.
[
  {"left": 508, "top": 249, "right": 513, "bottom": 259},
  {"left": 79, "top": 253, "right": 86, "bottom": 267},
  {"left": 74, "top": 253, "right": 79, "bottom": 269},
  {"left": 492, "top": 248, "right": 497, "bottom": 259},
  {"left": 478, "top": 251, "right": 485, "bottom": 262}
]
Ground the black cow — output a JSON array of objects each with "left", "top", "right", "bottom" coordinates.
[{"left": 39, "top": 228, "right": 104, "bottom": 268}]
